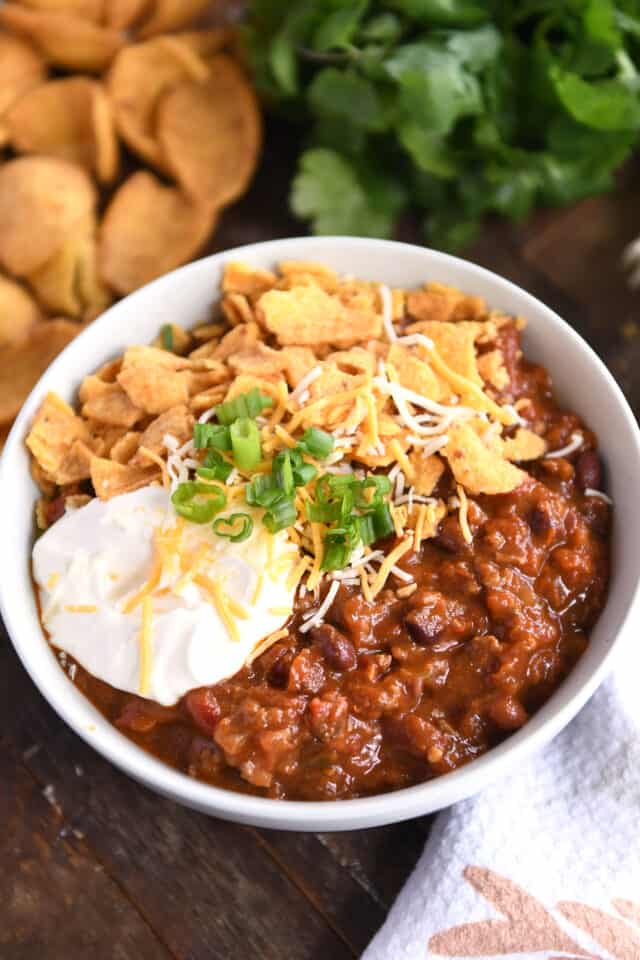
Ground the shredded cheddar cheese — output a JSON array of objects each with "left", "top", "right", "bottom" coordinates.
[
  {"left": 251, "top": 572, "right": 264, "bottom": 605},
  {"left": 307, "top": 522, "right": 324, "bottom": 592},
  {"left": 369, "top": 538, "right": 413, "bottom": 598},
  {"left": 122, "top": 555, "right": 163, "bottom": 614},
  {"left": 389, "top": 439, "right": 415, "bottom": 483},
  {"left": 194, "top": 573, "right": 240, "bottom": 642},
  {"left": 248, "top": 628, "right": 289, "bottom": 664},
  {"left": 137, "top": 445, "right": 171, "bottom": 487},
  {"left": 138, "top": 596, "right": 153, "bottom": 696}
]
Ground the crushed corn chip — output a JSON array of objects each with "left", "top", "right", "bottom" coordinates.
[
  {"left": 130, "top": 405, "right": 194, "bottom": 466},
  {"left": 91, "top": 456, "right": 161, "bottom": 500},
  {"left": 502, "top": 428, "right": 547, "bottom": 462},
  {"left": 477, "top": 349, "right": 510, "bottom": 390},
  {"left": 109, "top": 431, "right": 142, "bottom": 465},
  {"left": 409, "top": 451, "right": 445, "bottom": 497},
  {"left": 387, "top": 342, "right": 443, "bottom": 401},
  {"left": 443, "top": 420, "right": 526, "bottom": 495},
  {"left": 222, "top": 261, "right": 276, "bottom": 300},
  {"left": 80, "top": 377, "right": 143, "bottom": 427},
  {"left": 407, "top": 282, "right": 486, "bottom": 324},
  {"left": 26, "top": 391, "right": 90, "bottom": 482},
  {"left": 258, "top": 285, "right": 381, "bottom": 347}
]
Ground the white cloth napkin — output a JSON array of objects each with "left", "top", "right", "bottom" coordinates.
[{"left": 363, "top": 642, "right": 640, "bottom": 960}]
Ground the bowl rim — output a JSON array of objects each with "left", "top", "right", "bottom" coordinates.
[{"left": 3, "top": 235, "right": 640, "bottom": 831}]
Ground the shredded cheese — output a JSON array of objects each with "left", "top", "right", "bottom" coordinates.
[
  {"left": 251, "top": 572, "right": 264, "bottom": 605},
  {"left": 273, "top": 423, "right": 297, "bottom": 448},
  {"left": 390, "top": 503, "right": 405, "bottom": 538},
  {"left": 122, "top": 555, "right": 163, "bottom": 614},
  {"left": 288, "top": 387, "right": 368, "bottom": 432},
  {"left": 225, "top": 595, "right": 251, "bottom": 620},
  {"left": 138, "top": 445, "right": 171, "bottom": 488},
  {"left": 174, "top": 543, "right": 211, "bottom": 593},
  {"left": 426, "top": 348, "right": 518, "bottom": 426},
  {"left": 194, "top": 573, "right": 240, "bottom": 642},
  {"left": 286, "top": 555, "right": 310, "bottom": 592},
  {"left": 364, "top": 392, "right": 381, "bottom": 453},
  {"left": 378, "top": 284, "right": 397, "bottom": 342},
  {"left": 390, "top": 565, "right": 414, "bottom": 584},
  {"left": 545, "top": 432, "right": 583, "bottom": 459},
  {"left": 389, "top": 439, "right": 415, "bottom": 483},
  {"left": 289, "top": 365, "right": 322, "bottom": 406},
  {"left": 268, "top": 379, "right": 289, "bottom": 428},
  {"left": 585, "top": 488, "right": 613, "bottom": 504},
  {"left": 369, "top": 538, "right": 413, "bottom": 598},
  {"left": 396, "top": 582, "right": 417, "bottom": 598},
  {"left": 299, "top": 580, "right": 340, "bottom": 633},
  {"left": 64, "top": 604, "right": 98, "bottom": 613},
  {"left": 360, "top": 566, "right": 373, "bottom": 602},
  {"left": 247, "top": 628, "right": 289, "bottom": 664},
  {"left": 307, "top": 522, "right": 324, "bottom": 592},
  {"left": 413, "top": 502, "right": 427, "bottom": 551},
  {"left": 138, "top": 596, "right": 153, "bottom": 696}
]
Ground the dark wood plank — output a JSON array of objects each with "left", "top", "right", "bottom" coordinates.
[
  {"left": 252, "top": 828, "right": 390, "bottom": 954},
  {"left": 1, "top": 639, "right": 355, "bottom": 960},
  {"left": 314, "top": 819, "right": 432, "bottom": 910},
  {"left": 518, "top": 166, "right": 640, "bottom": 412},
  {"left": 1, "top": 743, "right": 173, "bottom": 960}
]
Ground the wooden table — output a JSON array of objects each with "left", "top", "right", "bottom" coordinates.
[{"left": 3, "top": 123, "right": 639, "bottom": 959}]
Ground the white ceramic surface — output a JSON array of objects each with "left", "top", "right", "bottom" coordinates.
[{"left": 2, "top": 237, "right": 639, "bottom": 832}]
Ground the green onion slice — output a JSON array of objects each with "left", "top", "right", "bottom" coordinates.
[
  {"left": 293, "top": 461, "right": 317, "bottom": 486},
  {"left": 230, "top": 417, "right": 261, "bottom": 471},
  {"left": 272, "top": 450, "right": 295, "bottom": 496},
  {"left": 297, "top": 427, "right": 334, "bottom": 459},
  {"left": 368, "top": 502, "right": 394, "bottom": 540},
  {"left": 262, "top": 495, "right": 297, "bottom": 533},
  {"left": 246, "top": 473, "right": 280, "bottom": 507},
  {"left": 320, "top": 522, "right": 360, "bottom": 571},
  {"left": 196, "top": 448, "right": 232, "bottom": 482},
  {"left": 171, "top": 481, "right": 227, "bottom": 523},
  {"left": 354, "top": 475, "right": 391, "bottom": 509},
  {"left": 193, "top": 422, "right": 231, "bottom": 451},
  {"left": 161, "top": 324, "right": 173, "bottom": 351},
  {"left": 213, "top": 512, "right": 253, "bottom": 543},
  {"left": 215, "top": 388, "right": 273, "bottom": 426}
]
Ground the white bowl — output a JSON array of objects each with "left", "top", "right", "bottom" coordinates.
[{"left": 2, "top": 237, "right": 639, "bottom": 831}]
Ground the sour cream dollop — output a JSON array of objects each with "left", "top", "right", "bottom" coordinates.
[{"left": 33, "top": 487, "right": 299, "bottom": 705}]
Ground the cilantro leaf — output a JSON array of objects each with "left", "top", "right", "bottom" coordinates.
[
  {"left": 388, "top": 0, "right": 487, "bottom": 27},
  {"left": 385, "top": 42, "right": 482, "bottom": 132},
  {"left": 312, "top": 1, "right": 368, "bottom": 52},
  {"left": 290, "top": 148, "right": 406, "bottom": 237},
  {"left": 308, "top": 68, "right": 388, "bottom": 131},
  {"left": 550, "top": 64, "right": 640, "bottom": 131},
  {"left": 245, "top": 0, "right": 640, "bottom": 252}
]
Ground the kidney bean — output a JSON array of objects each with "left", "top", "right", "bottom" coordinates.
[
  {"left": 184, "top": 688, "right": 221, "bottom": 736},
  {"left": 311, "top": 623, "right": 357, "bottom": 671},
  {"left": 435, "top": 516, "right": 469, "bottom": 554},
  {"left": 404, "top": 608, "right": 444, "bottom": 645},
  {"left": 488, "top": 694, "right": 528, "bottom": 731},
  {"left": 528, "top": 505, "right": 550, "bottom": 537},
  {"left": 575, "top": 450, "right": 602, "bottom": 491}
]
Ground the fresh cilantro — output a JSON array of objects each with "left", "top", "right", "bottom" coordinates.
[
  {"left": 244, "top": 0, "right": 640, "bottom": 250},
  {"left": 291, "top": 148, "right": 407, "bottom": 236}
]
